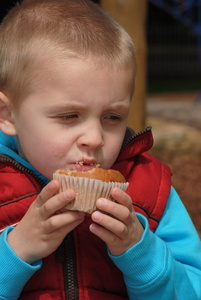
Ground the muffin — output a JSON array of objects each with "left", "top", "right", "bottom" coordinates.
[{"left": 53, "top": 168, "right": 129, "bottom": 214}]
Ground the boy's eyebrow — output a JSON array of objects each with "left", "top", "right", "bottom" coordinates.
[
  {"left": 46, "top": 100, "right": 130, "bottom": 114},
  {"left": 46, "top": 103, "right": 86, "bottom": 113}
]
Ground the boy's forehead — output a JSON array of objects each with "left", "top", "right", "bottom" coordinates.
[
  {"left": 24, "top": 53, "right": 134, "bottom": 100},
  {"left": 32, "top": 53, "right": 135, "bottom": 84}
]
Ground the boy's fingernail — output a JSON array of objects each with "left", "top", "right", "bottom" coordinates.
[
  {"left": 89, "top": 224, "right": 97, "bottom": 233},
  {"left": 64, "top": 190, "right": 74, "bottom": 200},
  {"left": 49, "top": 179, "right": 59, "bottom": 190},
  {"left": 92, "top": 211, "right": 101, "bottom": 221},
  {"left": 97, "top": 198, "right": 105, "bottom": 207}
]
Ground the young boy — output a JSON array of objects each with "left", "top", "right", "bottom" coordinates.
[{"left": 0, "top": 0, "right": 200, "bottom": 299}]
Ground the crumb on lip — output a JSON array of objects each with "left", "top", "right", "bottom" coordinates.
[
  {"left": 75, "top": 161, "right": 100, "bottom": 167},
  {"left": 94, "top": 163, "right": 100, "bottom": 167}
]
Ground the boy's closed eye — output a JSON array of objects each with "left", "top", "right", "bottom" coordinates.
[
  {"left": 60, "top": 114, "right": 79, "bottom": 120},
  {"left": 105, "top": 114, "right": 122, "bottom": 121}
]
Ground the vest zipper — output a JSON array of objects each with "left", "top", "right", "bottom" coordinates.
[
  {"left": 121, "top": 126, "right": 152, "bottom": 150},
  {"left": 62, "top": 232, "right": 79, "bottom": 300},
  {"left": 0, "top": 154, "right": 46, "bottom": 189}
]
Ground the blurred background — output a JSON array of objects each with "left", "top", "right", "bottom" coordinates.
[{"left": 0, "top": 0, "right": 201, "bottom": 235}]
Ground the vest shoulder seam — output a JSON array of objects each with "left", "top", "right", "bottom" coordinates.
[{"left": 132, "top": 202, "right": 160, "bottom": 223}]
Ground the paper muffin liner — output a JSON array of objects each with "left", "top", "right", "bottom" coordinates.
[{"left": 53, "top": 173, "right": 129, "bottom": 214}]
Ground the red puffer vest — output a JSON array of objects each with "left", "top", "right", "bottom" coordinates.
[{"left": 0, "top": 128, "right": 171, "bottom": 300}]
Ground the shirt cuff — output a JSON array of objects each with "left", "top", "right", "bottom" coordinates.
[
  {"left": 0, "top": 226, "right": 42, "bottom": 299},
  {"left": 108, "top": 213, "right": 168, "bottom": 288}
]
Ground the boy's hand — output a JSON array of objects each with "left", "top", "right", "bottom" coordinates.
[
  {"left": 90, "top": 187, "right": 144, "bottom": 256},
  {"left": 7, "top": 180, "right": 85, "bottom": 264}
]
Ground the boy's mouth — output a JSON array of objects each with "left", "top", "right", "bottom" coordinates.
[{"left": 74, "top": 157, "right": 100, "bottom": 171}]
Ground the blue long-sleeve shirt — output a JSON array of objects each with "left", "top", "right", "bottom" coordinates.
[
  {"left": 110, "top": 186, "right": 201, "bottom": 299},
  {"left": 0, "top": 132, "right": 201, "bottom": 299}
]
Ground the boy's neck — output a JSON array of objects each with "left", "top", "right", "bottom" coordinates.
[{"left": 16, "top": 136, "right": 28, "bottom": 161}]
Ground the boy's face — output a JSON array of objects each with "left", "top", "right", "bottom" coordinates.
[{"left": 10, "top": 57, "right": 133, "bottom": 180}]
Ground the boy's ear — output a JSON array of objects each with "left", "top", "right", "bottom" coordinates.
[{"left": 0, "top": 92, "right": 17, "bottom": 135}]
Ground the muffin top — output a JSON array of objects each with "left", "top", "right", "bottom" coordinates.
[{"left": 55, "top": 168, "right": 126, "bottom": 183}]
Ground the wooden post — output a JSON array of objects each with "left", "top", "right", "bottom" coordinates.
[{"left": 101, "top": 0, "right": 148, "bottom": 132}]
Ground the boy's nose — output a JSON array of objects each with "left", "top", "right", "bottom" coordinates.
[{"left": 77, "top": 122, "right": 104, "bottom": 150}]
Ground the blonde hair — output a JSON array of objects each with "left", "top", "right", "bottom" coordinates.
[{"left": 0, "top": 0, "right": 136, "bottom": 105}]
